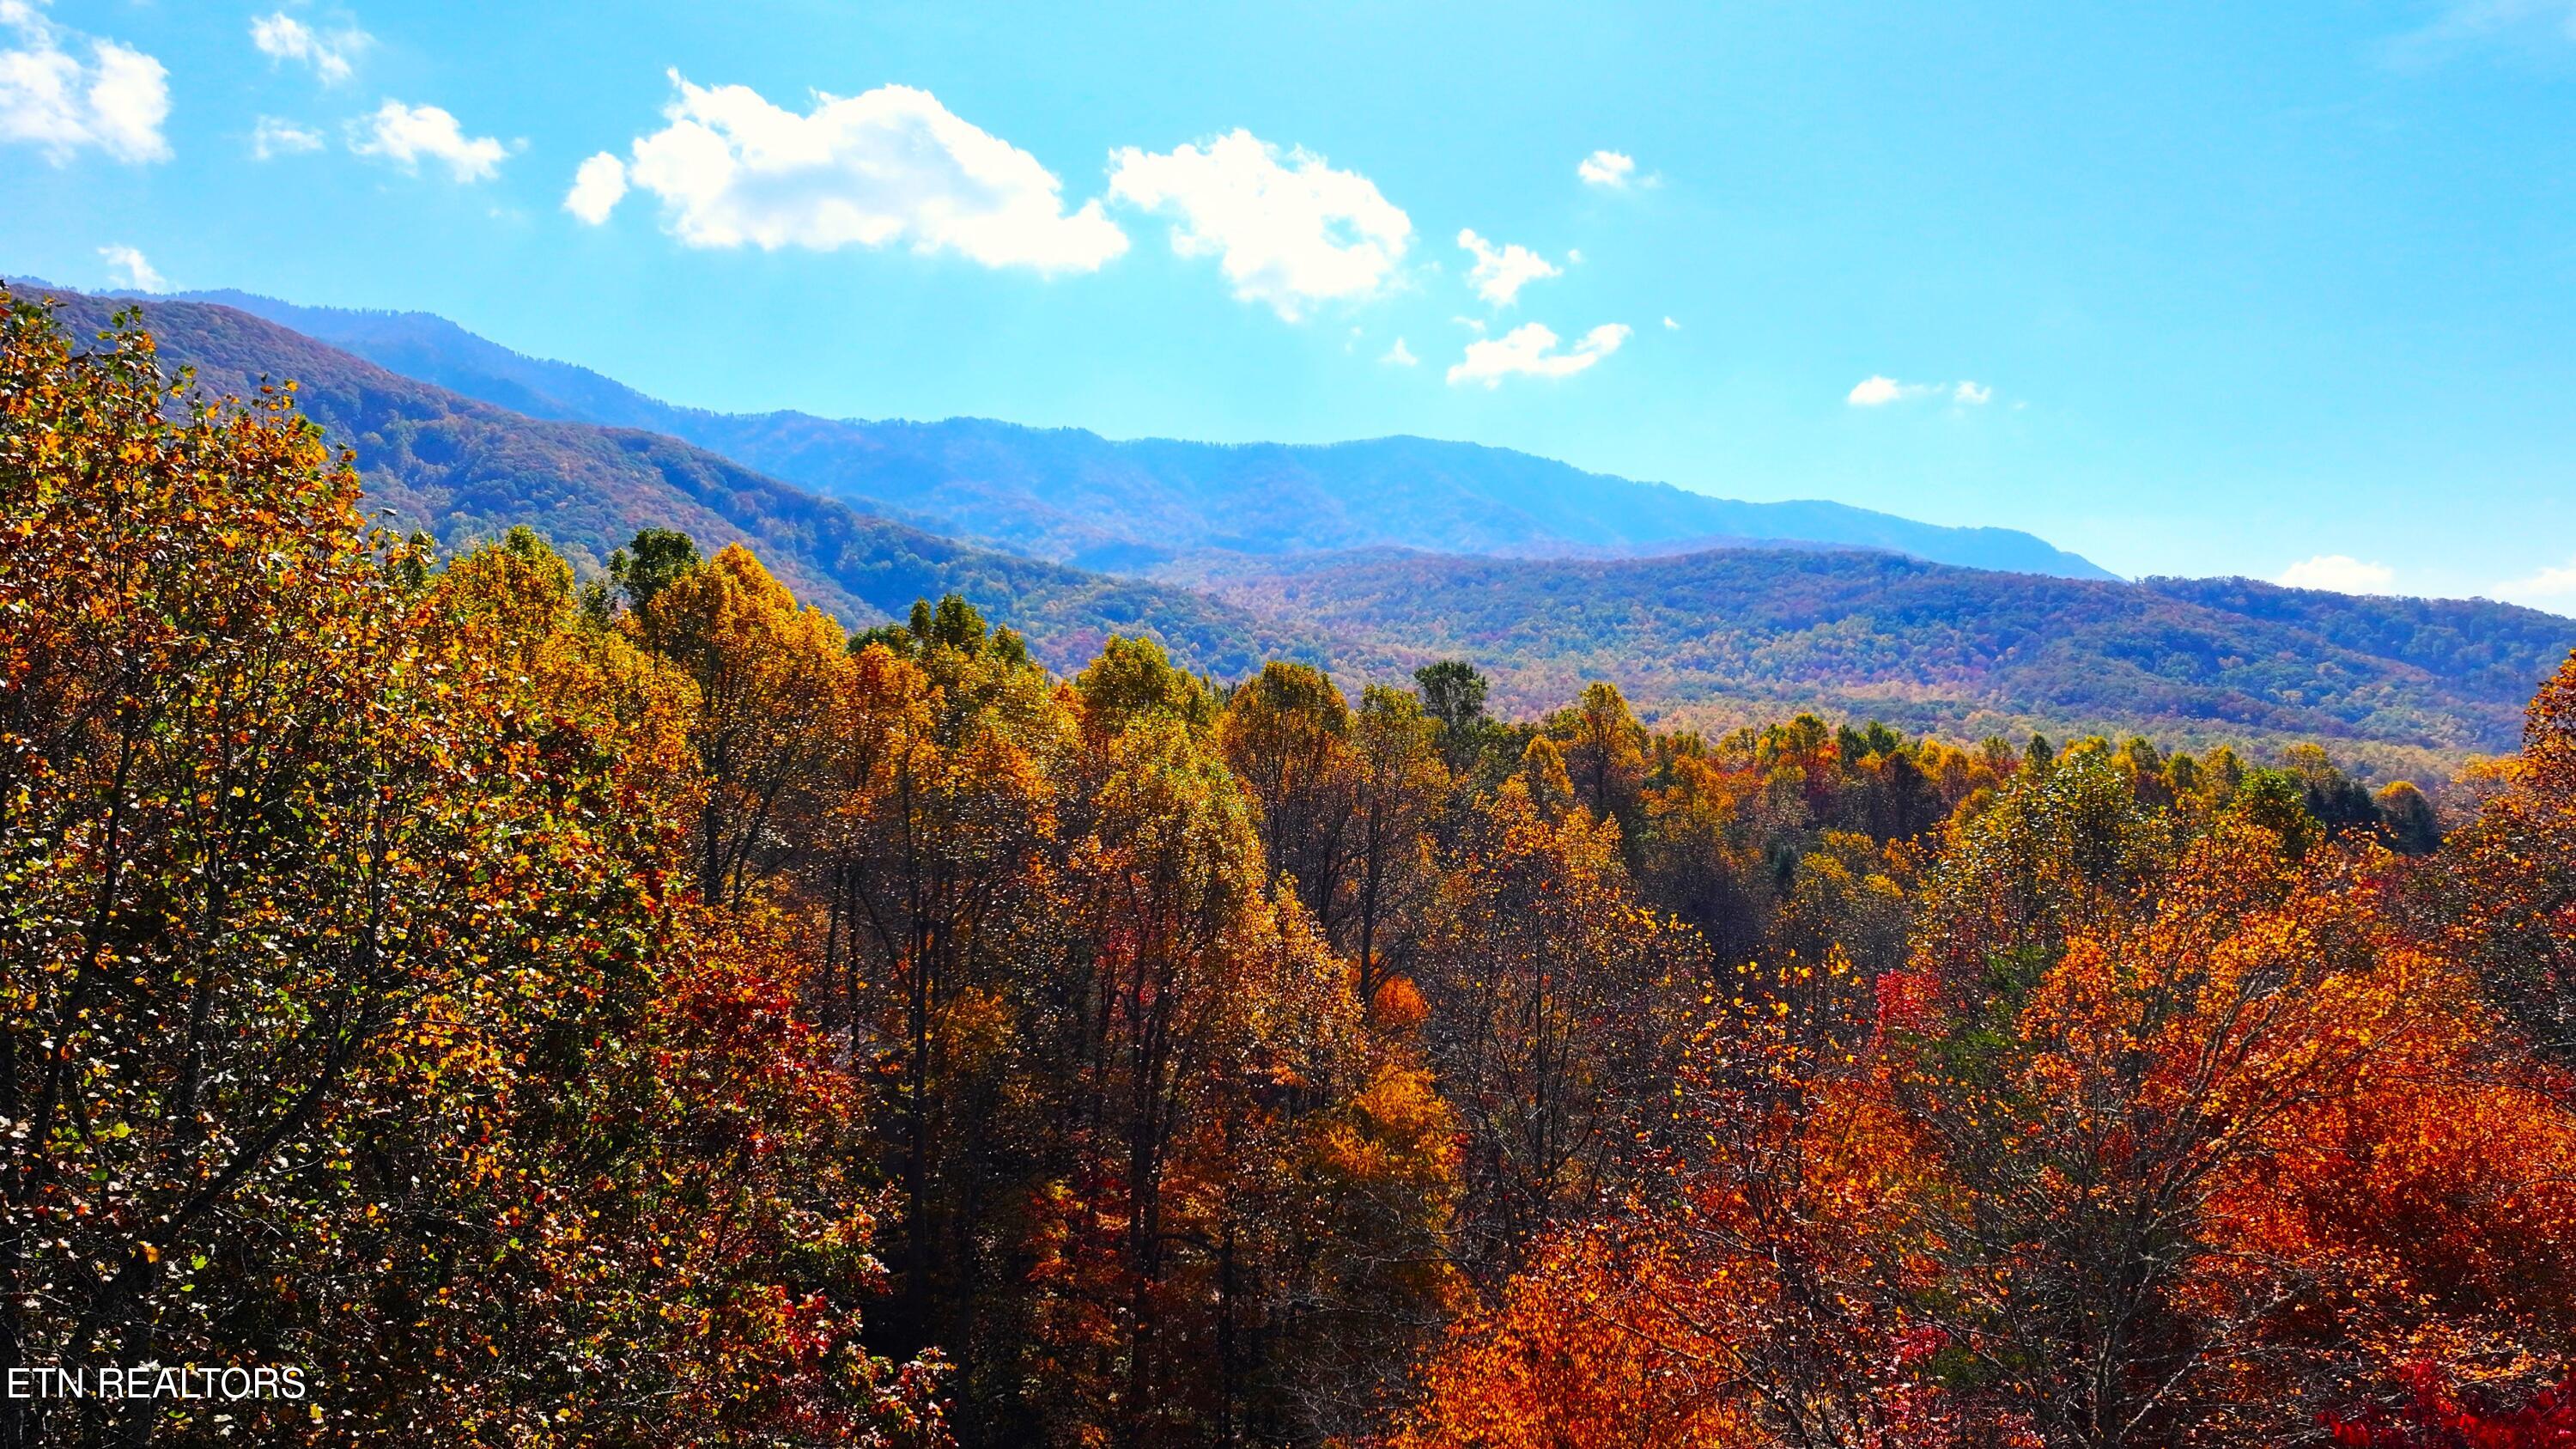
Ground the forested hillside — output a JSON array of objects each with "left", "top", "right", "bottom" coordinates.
[
  {"left": 10, "top": 295, "right": 2576, "bottom": 1448},
  {"left": 1177, "top": 545, "right": 2576, "bottom": 756},
  {"left": 29, "top": 289, "right": 1333, "bottom": 679},
  {"left": 2142, "top": 573, "right": 2576, "bottom": 706},
  {"left": 27, "top": 286, "right": 2568, "bottom": 761},
  {"left": 155, "top": 287, "right": 2117, "bottom": 578}
]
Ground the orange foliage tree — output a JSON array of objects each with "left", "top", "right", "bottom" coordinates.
[{"left": 0, "top": 298, "right": 944, "bottom": 1446}]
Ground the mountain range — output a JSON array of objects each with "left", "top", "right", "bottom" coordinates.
[
  {"left": 14, "top": 278, "right": 2571, "bottom": 761},
  {"left": 26, "top": 286, "right": 1330, "bottom": 679},
  {"left": 1174, "top": 547, "right": 2570, "bottom": 758},
  {"left": 155, "top": 289, "right": 2117, "bottom": 581}
]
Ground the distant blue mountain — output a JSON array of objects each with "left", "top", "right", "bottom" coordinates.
[{"left": 170, "top": 289, "right": 2119, "bottom": 581}]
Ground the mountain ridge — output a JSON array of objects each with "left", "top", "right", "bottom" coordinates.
[
  {"left": 1168, "top": 544, "right": 2576, "bottom": 756},
  {"left": 21, "top": 284, "right": 1346, "bottom": 680},
  {"left": 18, "top": 281, "right": 2571, "bottom": 761},
  {"left": 156, "top": 286, "right": 2118, "bottom": 581}
]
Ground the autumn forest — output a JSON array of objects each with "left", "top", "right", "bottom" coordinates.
[{"left": 9, "top": 298, "right": 2576, "bottom": 1449}]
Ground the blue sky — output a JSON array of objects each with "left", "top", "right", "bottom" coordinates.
[{"left": 6, "top": 0, "right": 2574, "bottom": 605}]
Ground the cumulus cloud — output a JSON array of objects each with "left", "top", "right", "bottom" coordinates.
[
  {"left": 1849, "top": 374, "right": 1995, "bottom": 407},
  {"left": 1847, "top": 375, "right": 1936, "bottom": 406},
  {"left": 2277, "top": 555, "right": 2397, "bottom": 594},
  {"left": 2491, "top": 555, "right": 2576, "bottom": 612},
  {"left": 1108, "top": 130, "right": 1409, "bottom": 319},
  {"left": 1577, "top": 149, "right": 1637, "bottom": 188},
  {"left": 0, "top": 0, "right": 170, "bottom": 164},
  {"left": 1447, "top": 321, "right": 1631, "bottom": 388},
  {"left": 349, "top": 100, "right": 507, "bottom": 181},
  {"left": 1381, "top": 337, "right": 1417, "bottom": 367},
  {"left": 595, "top": 76, "right": 1125, "bottom": 274},
  {"left": 563, "top": 150, "right": 627, "bottom": 223},
  {"left": 1457, "top": 228, "right": 1559, "bottom": 307},
  {"left": 249, "top": 11, "right": 368, "bottom": 85},
  {"left": 251, "top": 114, "right": 324, "bottom": 159},
  {"left": 97, "top": 242, "right": 162, "bottom": 291},
  {"left": 1662, "top": 315, "right": 1680, "bottom": 331}
]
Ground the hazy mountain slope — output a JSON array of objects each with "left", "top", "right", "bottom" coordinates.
[
  {"left": 1174, "top": 547, "right": 2576, "bottom": 754},
  {"left": 168, "top": 288, "right": 681, "bottom": 431},
  {"left": 171, "top": 289, "right": 2117, "bottom": 579},
  {"left": 30, "top": 288, "right": 1335, "bottom": 678}
]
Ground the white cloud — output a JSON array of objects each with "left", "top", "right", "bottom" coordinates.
[
  {"left": 0, "top": 0, "right": 169, "bottom": 164},
  {"left": 563, "top": 150, "right": 627, "bottom": 223},
  {"left": 1381, "top": 337, "right": 1417, "bottom": 367},
  {"left": 604, "top": 75, "right": 1125, "bottom": 274},
  {"left": 1577, "top": 149, "right": 1637, "bottom": 188},
  {"left": 1662, "top": 315, "right": 1680, "bottom": 331},
  {"left": 1847, "top": 375, "right": 1936, "bottom": 406},
  {"left": 249, "top": 12, "right": 368, "bottom": 85},
  {"left": 1565, "top": 247, "right": 1584, "bottom": 265},
  {"left": 1108, "top": 129, "right": 1409, "bottom": 320},
  {"left": 349, "top": 99, "right": 507, "bottom": 181},
  {"left": 2491, "top": 556, "right": 2576, "bottom": 612},
  {"left": 97, "top": 242, "right": 162, "bottom": 292},
  {"left": 1450, "top": 314, "right": 1486, "bottom": 334},
  {"left": 1849, "top": 374, "right": 1996, "bottom": 406},
  {"left": 1457, "top": 228, "right": 1560, "bottom": 307},
  {"left": 1447, "top": 321, "right": 1631, "bottom": 388},
  {"left": 251, "top": 114, "right": 324, "bottom": 159},
  {"left": 2278, "top": 555, "right": 2397, "bottom": 594}
]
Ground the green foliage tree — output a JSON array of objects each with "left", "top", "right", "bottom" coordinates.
[
  {"left": 1413, "top": 660, "right": 1495, "bottom": 776},
  {"left": 608, "top": 523, "right": 701, "bottom": 613}
]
